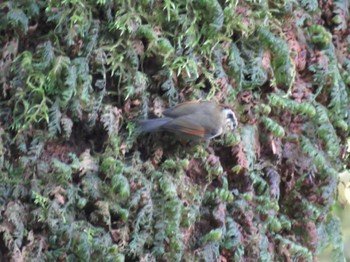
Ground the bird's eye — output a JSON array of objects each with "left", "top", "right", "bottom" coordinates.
[
  {"left": 224, "top": 110, "right": 237, "bottom": 129},
  {"left": 227, "top": 113, "right": 234, "bottom": 120}
]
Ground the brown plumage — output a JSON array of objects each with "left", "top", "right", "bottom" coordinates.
[{"left": 139, "top": 101, "right": 237, "bottom": 139}]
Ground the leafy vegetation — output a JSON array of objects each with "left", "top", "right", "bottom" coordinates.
[{"left": 0, "top": 0, "right": 349, "bottom": 261}]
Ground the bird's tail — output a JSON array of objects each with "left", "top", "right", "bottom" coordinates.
[{"left": 139, "top": 117, "right": 172, "bottom": 133}]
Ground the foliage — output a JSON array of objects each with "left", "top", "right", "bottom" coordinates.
[{"left": 0, "top": 0, "right": 349, "bottom": 261}]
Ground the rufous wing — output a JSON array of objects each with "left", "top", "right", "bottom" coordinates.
[{"left": 162, "top": 113, "right": 221, "bottom": 139}]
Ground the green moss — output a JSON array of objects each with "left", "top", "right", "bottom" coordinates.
[{"left": 0, "top": 0, "right": 348, "bottom": 261}]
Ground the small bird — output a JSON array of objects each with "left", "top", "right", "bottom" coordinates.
[{"left": 139, "top": 100, "right": 237, "bottom": 140}]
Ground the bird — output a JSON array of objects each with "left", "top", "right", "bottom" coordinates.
[{"left": 139, "top": 100, "right": 238, "bottom": 140}]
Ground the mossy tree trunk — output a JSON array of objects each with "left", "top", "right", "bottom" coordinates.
[{"left": 0, "top": 0, "right": 348, "bottom": 261}]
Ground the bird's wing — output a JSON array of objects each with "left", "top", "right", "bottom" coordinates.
[{"left": 162, "top": 113, "right": 220, "bottom": 139}]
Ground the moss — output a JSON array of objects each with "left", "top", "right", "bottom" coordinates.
[{"left": 0, "top": 0, "right": 349, "bottom": 261}]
